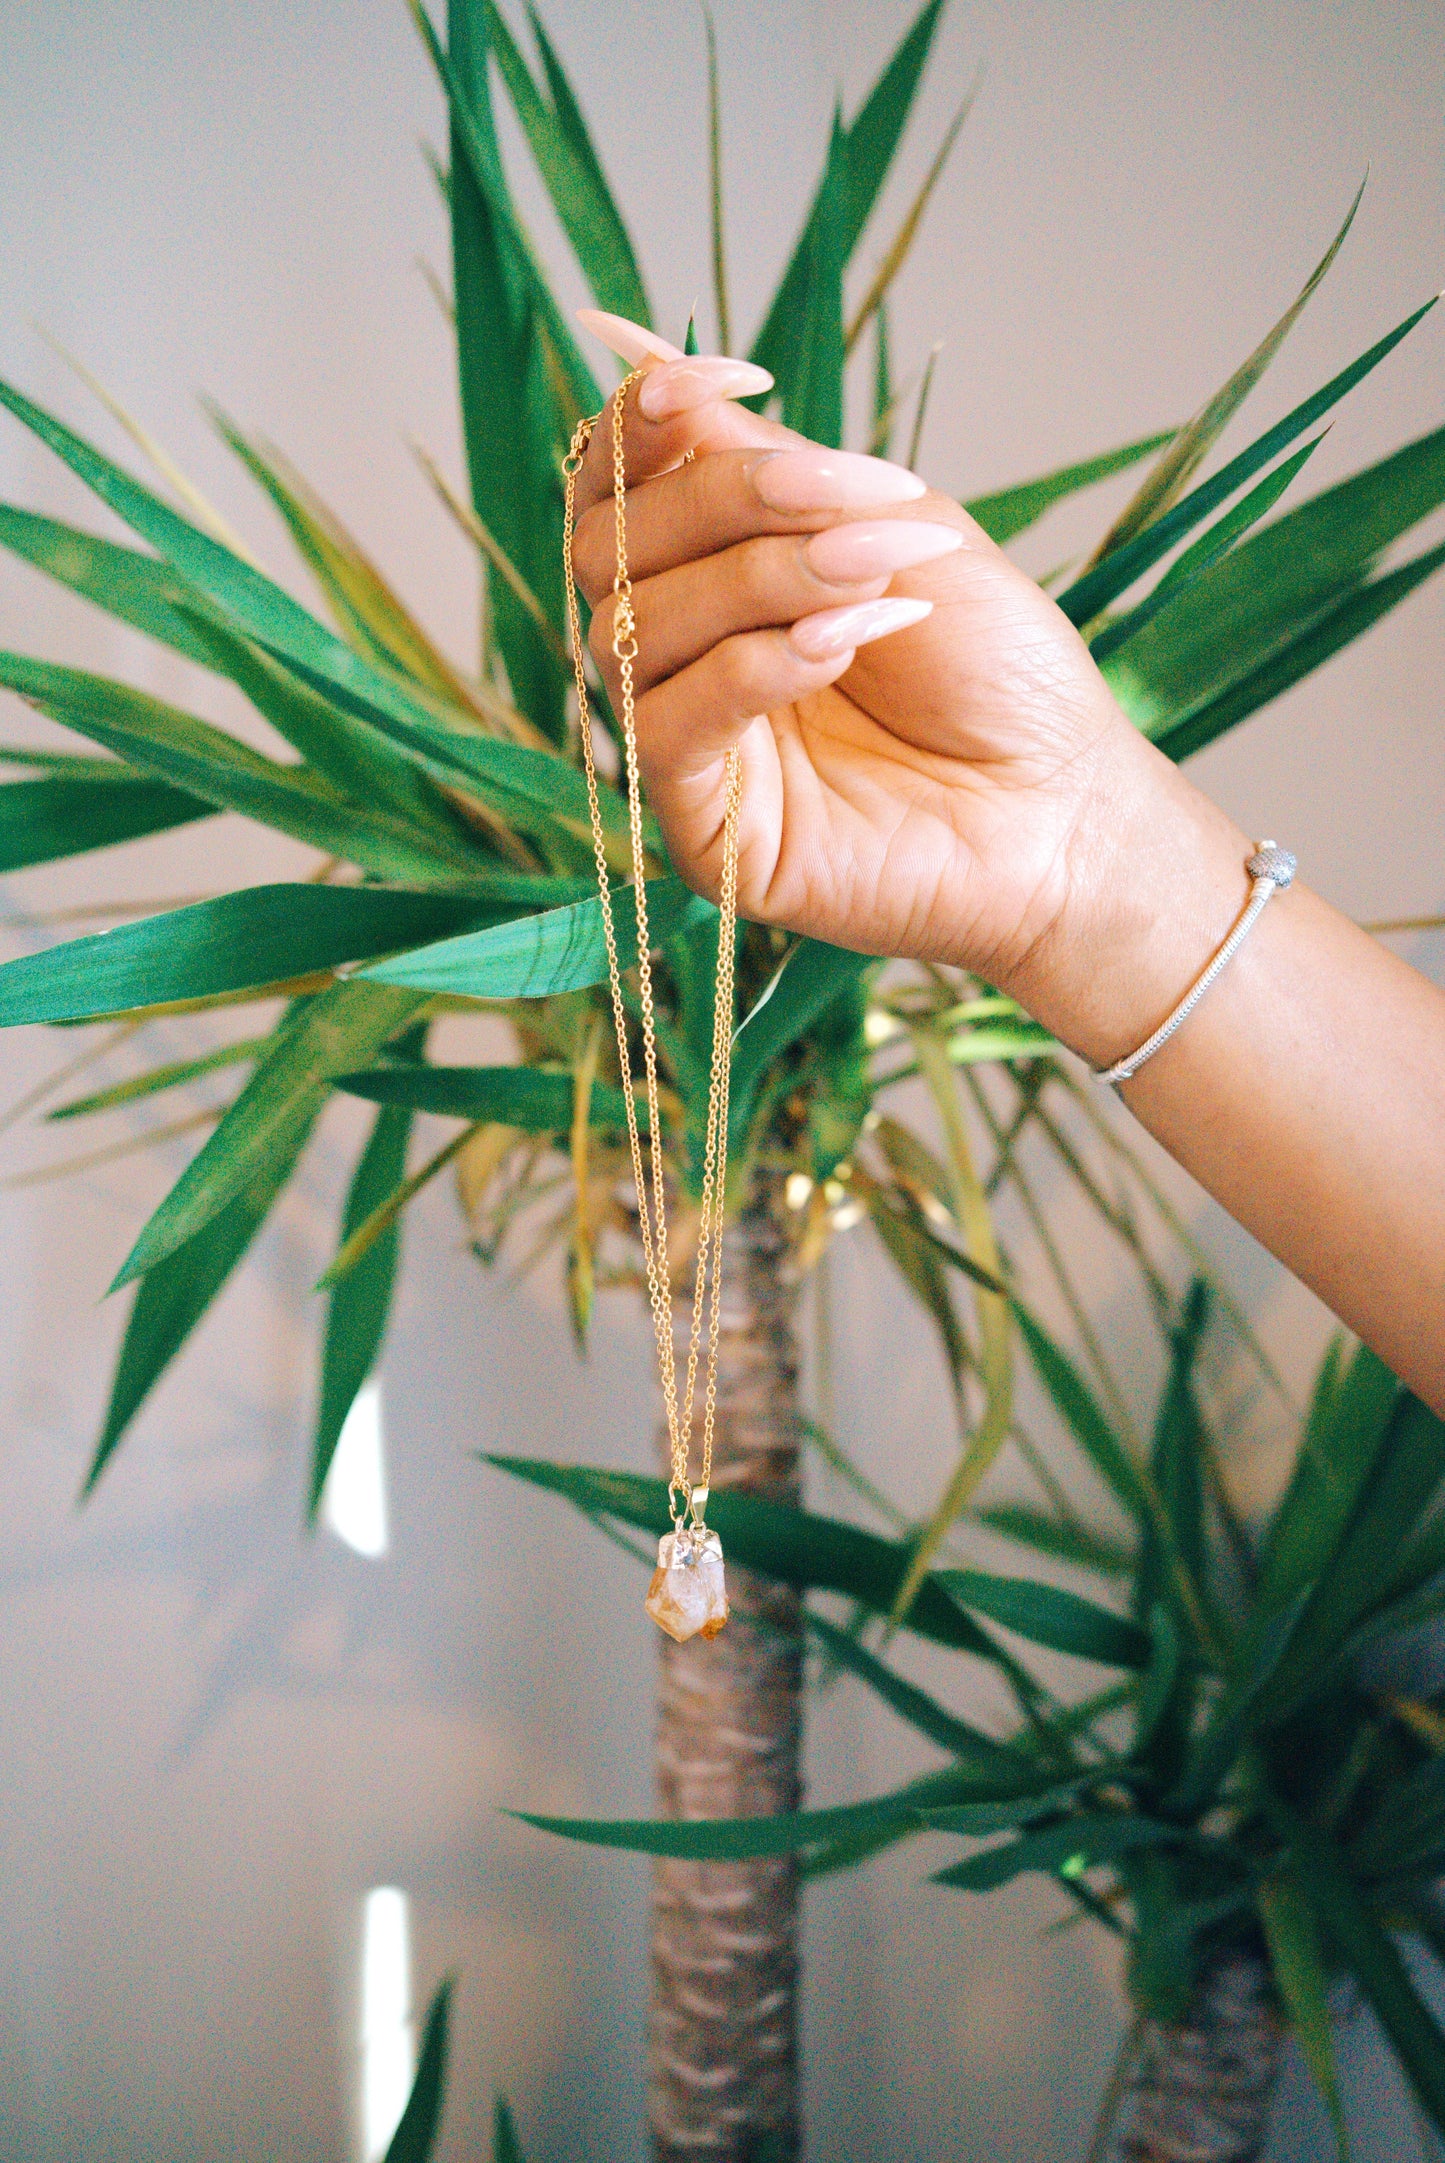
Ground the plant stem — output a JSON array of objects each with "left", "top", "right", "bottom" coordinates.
[{"left": 1112, "top": 1947, "right": 1281, "bottom": 2163}]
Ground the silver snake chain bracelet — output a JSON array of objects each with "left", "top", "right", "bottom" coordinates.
[{"left": 1093, "top": 841, "right": 1298, "bottom": 1087}]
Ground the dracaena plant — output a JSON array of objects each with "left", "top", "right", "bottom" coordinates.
[{"left": 0, "top": 0, "right": 1441, "bottom": 2157}]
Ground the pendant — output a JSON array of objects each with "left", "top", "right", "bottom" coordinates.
[{"left": 646, "top": 1525, "right": 729, "bottom": 1643}]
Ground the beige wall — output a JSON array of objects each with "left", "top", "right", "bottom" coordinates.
[{"left": 0, "top": 2, "right": 1440, "bottom": 2158}]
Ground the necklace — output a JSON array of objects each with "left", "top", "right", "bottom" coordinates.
[{"left": 563, "top": 371, "right": 742, "bottom": 1645}]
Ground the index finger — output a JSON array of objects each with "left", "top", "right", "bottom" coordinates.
[{"left": 570, "top": 310, "right": 800, "bottom": 521}]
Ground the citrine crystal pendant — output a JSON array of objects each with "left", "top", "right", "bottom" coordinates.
[{"left": 645, "top": 1525, "right": 729, "bottom": 1643}]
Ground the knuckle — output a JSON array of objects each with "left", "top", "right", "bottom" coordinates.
[
  {"left": 586, "top": 596, "right": 616, "bottom": 666},
  {"left": 711, "top": 631, "right": 772, "bottom": 712}
]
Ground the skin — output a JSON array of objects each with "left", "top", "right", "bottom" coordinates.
[{"left": 569, "top": 361, "right": 1445, "bottom": 1415}]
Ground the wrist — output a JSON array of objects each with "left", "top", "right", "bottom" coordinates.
[{"left": 1005, "top": 723, "right": 1256, "bottom": 1071}]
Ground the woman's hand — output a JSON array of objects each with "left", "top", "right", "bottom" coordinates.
[{"left": 569, "top": 311, "right": 1250, "bottom": 1067}]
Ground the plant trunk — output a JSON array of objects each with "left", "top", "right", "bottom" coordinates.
[
  {"left": 650, "top": 1188, "right": 804, "bottom": 2163},
  {"left": 1113, "top": 1948, "right": 1282, "bottom": 2163}
]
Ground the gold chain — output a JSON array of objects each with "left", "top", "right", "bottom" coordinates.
[{"left": 562, "top": 371, "right": 742, "bottom": 1535}]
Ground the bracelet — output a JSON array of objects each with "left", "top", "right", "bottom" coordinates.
[{"left": 1094, "top": 841, "right": 1297, "bottom": 1086}]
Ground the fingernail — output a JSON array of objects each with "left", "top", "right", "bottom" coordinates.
[
  {"left": 753, "top": 446, "right": 927, "bottom": 513},
  {"left": 804, "top": 519, "right": 963, "bottom": 585},
  {"left": 789, "top": 595, "right": 934, "bottom": 661},
  {"left": 576, "top": 308, "right": 685, "bottom": 368},
  {"left": 637, "top": 355, "right": 775, "bottom": 419}
]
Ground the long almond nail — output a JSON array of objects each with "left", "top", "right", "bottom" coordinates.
[
  {"left": 789, "top": 595, "right": 933, "bottom": 661},
  {"left": 754, "top": 446, "right": 927, "bottom": 513},
  {"left": 804, "top": 519, "right": 963, "bottom": 585},
  {"left": 576, "top": 308, "right": 685, "bottom": 367},
  {"left": 637, "top": 355, "right": 775, "bottom": 418}
]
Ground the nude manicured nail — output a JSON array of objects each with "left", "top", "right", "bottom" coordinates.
[
  {"left": 789, "top": 595, "right": 934, "bottom": 661},
  {"left": 753, "top": 446, "right": 927, "bottom": 512},
  {"left": 804, "top": 519, "right": 962, "bottom": 585},
  {"left": 576, "top": 308, "right": 685, "bottom": 367},
  {"left": 637, "top": 355, "right": 775, "bottom": 418}
]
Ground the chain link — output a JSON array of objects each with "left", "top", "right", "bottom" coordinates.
[{"left": 562, "top": 372, "right": 742, "bottom": 1535}]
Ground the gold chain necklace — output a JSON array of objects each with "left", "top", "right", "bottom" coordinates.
[{"left": 562, "top": 371, "right": 742, "bottom": 1645}]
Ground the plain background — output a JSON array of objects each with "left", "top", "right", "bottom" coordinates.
[{"left": 0, "top": 2, "right": 1441, "bottom": 2157}]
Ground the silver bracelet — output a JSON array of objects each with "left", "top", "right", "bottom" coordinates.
[{"left": 1094, "top": 841, "right": 1297, "bottom": 1086}]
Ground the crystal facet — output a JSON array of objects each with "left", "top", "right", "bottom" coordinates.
[{"left": 645, "top": 1527, "right": 728, "bottom": 1643}]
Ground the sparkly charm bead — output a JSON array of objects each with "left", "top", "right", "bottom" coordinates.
[
  {"left": 646, "top": 1527, "right": 729, "bottom": 1643},
  {"left": 1246, "top": 842, "right": 1297, "bottom": 889}
]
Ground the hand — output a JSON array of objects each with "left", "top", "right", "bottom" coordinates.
[{"left": 570, "top": 312, "right": 1252, "bottom": 1064}]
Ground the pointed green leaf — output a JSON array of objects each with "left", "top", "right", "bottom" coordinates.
[
  {"left": 0, "top": 884, "right": 504, "bottom": 1027},
  {"left": 1056, "top": 296, "right": 1438, "bottom": 629},
  {"left": 362, "top": 876, "right": 715, "bottom": 999},
  {"left": 1090, "top": 179, "right": 1365, "bottom": 562},
  {"left": 311, "top": 1095, "right": 416, "bottom": 1517},
  {"left": 87, "top": 1111, "right": 320, "bottom": 1492},
  {"left": 112, "top": 982, "right": 426, "bottom": 1287},
  {"left": 0, "top": 503, "right": 221, "bottom": 664},
  {"left": 806, "top": 1609, "right": 1027, "bottom": 1766},
  {"left": 1258, "top": 1879, "right": 1350, "bottom": 2161},
  {"left": 484, "top": 1, "right": 650, "bottom": 325},
  {"left": 50, "top": 1038, "right": 267, "bottom": 1121},
  {"left": 938, "top": 1569, "right": 1151, "bottom": 1668},
  {"left": 1014, "top": 1303, "right": 1150, "bottom": 1525},
  {"left": 0, "top": 649, "right": 465, "bottom": 883},
  {"left": 0, "top": 771, "right": 211, "bottom": 870},
  {"left": 1153, "top": 540, "right": 1445, "bottom": 765},
  {"left": 920, "top": 1773, "right": 1098, "bottom": 1835},
  {"left": 1106, "top": 423, "right": 1445, "bottom": 735},
  {"left": 335, "top": 1060, "right": 642, "bottom": 1132},
  {"left": 1347, "top": 1754, "right": 1445, "bottom": 1885},
  {"left": 729, "top": 938, "right": 875, "bottom": 1140},
  {"left": 486, "top": 1455, "right": 1009, "bottom": 1658},
  {"left": 972, "top": 1502, "right": 1133, "bottom": 1579},
  {"left": 964, "top": 431, "right": 1178, "bottom": 545},
  {"left": 781, "top": 106, "right": 846, "bottom": 448},
  {"left": 748, "top": 0, "right": 945, "bottom": 378},
  {"left": 1254, "top": 1341, "right": 1402, "bottom": 1626},
  {"left": 1090, "top": 432, "right": 1326, "bottom": 666},
  {"left": 514, "top": 1762, "right": 997, "bottom": 1862},
  {"left": 1283, "top": 1811, "right": 1445, "bottom": 2141},
  {"left": 383, "top": 1977, "right": 453, "bottom": 2163},
  {"left": 492, "top": 2094, "right": 525, "bottom": 2163}
]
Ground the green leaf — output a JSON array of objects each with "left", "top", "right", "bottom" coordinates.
[
  {"left": 1055, "top": 295, "right": 1439, "bottom": 629},
  {"left": 1134, "top": 1603, "right": 1182, "bottom": 1754},
  {"left": 335, "top": 1060, "right": 643, "bottom": 1133},
  {"left": 1087, "top": 179, "right": 1365, "bottom": 563},
  {"left": 938, "top": 1569, "right": 1151, "bottom": 1668},
  {"left": 1013, "top": 1303, "right": 1150, "bottom": 1526},
  {"left": 1106, "top": 421, "right": 1445, "bottom": 734},
  {"left": 0, "top": 649, "right": 462, "bottom": 884},
  {"left": 1282, "top": 1811, "right": 1445, "bottom": 2142},
  {"left": 932, "top": 1812, "right": 1193, "bottom": 1892},
  {"left": 87, "top": 1114, "right": 320, "bottom": 1493},
  {"left": 492, "top": 2094, "right": 525, "bottom": 2163},
  {"left": 963, "top": 431, "right": 1178, "bottom": 545},
  {"left": 0, "top": 369, "right": 582, "bottom": 830},
  {"left": 806, "top": 1608, "right": 1029, "bottom": 1766},
  {"left": 49, "top": 1038, "right": 268, "bottom": 1121},
  {"left": 311, "top": 1095, "right": 416, "bottom": 1518},
  {"left": 1089, "top": 432, "right": 1325, "bottom": 667},
  {"left": 0, "top": 502, "right": 221, "bottom": 665},
  {"left": 486, "top": 1455, "right": 1010, "bottom": 1659},
  {"left": 972, "top": 1502, "right": 1134, "bottom": 1579},
  {"left": 0, "top": 884, "right": 504, "bottom": 1027},
  {"left": 1250, "top": 1393, "right": 1445, "bottom": 1729},
  {"left": 1347, "top": 1754, "right": 1445, "bottom": 1885},
  {"left": 703, "top": 4, "right": 730, "bottom": 354},
  {"left": 0, "top": 771, "right": 211, "bottom": 869},
  {"left": 845, "top": 79, "right": 979, "bottom": 356},
  {"left": 920, "top": 1774, "right": 1098, "bottom": 1835},
  {"left": 362, "top": 876, "right": 715, "bottom": 999},
  {"left": 1258, "top": 1878, "right": 1350, "bottom": 2161},
  {"left": 1138, "top": 1281, "right": 1210, "bottom": 1629},
  {"left": 514, "top": 1762, "right": 1000, "bottom": 1862},
  {"left": 748, "top": 0, "right": 945, "bottom": 380},
  {"left": 1153, "top": 540, "right": 1445, "bottom": 765},
  {"left": 484, "top": 1, "right": 650, "bottom": 325},
  {"left": 111, "top": 982, "right": 426, "bottom": 1288},
  {"left": 1253, "top": 1341, "right": 1402, "bottom": 1628},
  {"left": 781, "top": 106, "right": 846, "bottom": 448},
  {"left": 729, "top": 938, "right": 875, "bottom": 1141},
  {"left": 383, "top": 1977, "right": 453, "bottom": 2163}
]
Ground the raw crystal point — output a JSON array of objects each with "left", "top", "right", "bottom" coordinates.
[{"left": 645, "top": 1527, "right": 728, "bottom": 1643}]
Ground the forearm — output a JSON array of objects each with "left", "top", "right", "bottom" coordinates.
[{"left": 1015, "top": 727, "right": 1445, "bottom": 1413}]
